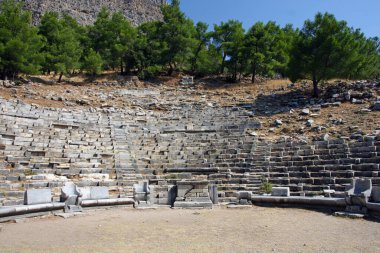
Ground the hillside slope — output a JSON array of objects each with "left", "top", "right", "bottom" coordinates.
[{"left": 7, "top": 0, "right": 165, "bottom": 25}]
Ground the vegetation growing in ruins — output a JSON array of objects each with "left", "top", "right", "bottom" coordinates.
[
  {"left": 260, "top": 178, "right": 273, "bottom": 195},
  {"left": 0, "top": 0, "right": 379, "bottom": 94}
]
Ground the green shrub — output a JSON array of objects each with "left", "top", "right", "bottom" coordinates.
[
  {"left": 139, "top": 65, "right": 162, "bottom": 80},
  {"left": 260, "top": 178, "right": 272, "bottom": 194}
]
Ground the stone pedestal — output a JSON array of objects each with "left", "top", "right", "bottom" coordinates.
[{"left": 173, "top": 181, "right": 213, "bottom": 209}]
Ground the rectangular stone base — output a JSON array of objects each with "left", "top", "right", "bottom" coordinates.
[
  {"left": 173, "top": 201, "right": 213, "bottom": 209},
  {"left": 334, "top": 211, "right": 366, "bottom": 219},
  {"left": 64, "top": 205, "right": 83, "bottom": 213}
]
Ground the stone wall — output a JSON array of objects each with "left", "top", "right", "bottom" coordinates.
[
  {"left": 0, "top": 97, "right": 379, "bottom": 206},
  {"left": 5, "top": 0, "right": 165, "bottom": 25}
]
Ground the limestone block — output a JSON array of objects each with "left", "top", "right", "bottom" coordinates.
[
  {"left": 24, "top": 189, "right": 52, "bottom": 205},
  {"left": 371, "top": 187, "right": 380, "bottom": 203},
  {"left": 271, "top": 187, "right": 290, "bottom": 197},
  {"left": 209, "top": 185, "right": 218, "bottom": 204},
  {"left": 90, "top": 187, "right": 109, "bottom": 199},
  {"left": 78, "top": 187, "right": 91, "bottom": 200},
  {"left": 238, "top": 191, "right": 252, "bottom": 200}
]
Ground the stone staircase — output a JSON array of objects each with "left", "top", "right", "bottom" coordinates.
[{"left": 0, "top": 97, "right": 379, "bottom": 206}]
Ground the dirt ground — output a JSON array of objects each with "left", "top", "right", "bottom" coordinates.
[{"left": 0, "top": 206, "right": 379, "bottom": 253}]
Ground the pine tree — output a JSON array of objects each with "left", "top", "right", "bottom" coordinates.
[
  {"left": 244, "top": 22, "right": 284, "bottom": 83},
  {"left": 159, "top": 0, "right": 196, "bottom": 75},
  {"left": 88, "top": 9, "right": 136, "bottom": 74},
  {"left": 82, "top": 49, "right": 103, "bottom": 76},
  {"left": 0, "top": 0, "right": 44, "bottom": 79},
  {"left": 39, "top": 12, "right": 82, "bottom": 82},
  {"left": 288, "top": 13, "right": 380, "bottom": 97},
  {"left": 213, "top": 20, "right": 245, "bottom": 81}
]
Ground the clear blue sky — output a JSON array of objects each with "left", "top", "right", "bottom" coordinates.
[{"left": 178, "top": 0, "right": 379, "bottom": 38}]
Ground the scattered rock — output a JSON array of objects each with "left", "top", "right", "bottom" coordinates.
[
  {"left": 300, "top": 108, "right": 310, "bottom": 115},
  {"left": 1, "top": 80, "right": 15, "bottom": 88},
  {"left": 321, "top": 133, "right": 329, "bottom": 141},
  {"left": 274, "top": 119, "right": 283, "bottom": 127},
  {"left": 76, "top": 99, "right": 89, "bottom": 106},
  {"left": 352, "top": 98, "right": 363, "bottom": 104},
  {"left": 371, "top": 102, "right": 380, "bottom": 111},
  {"left": 306, "top": 119, "right": 314, "bottom": 127},
  {"left": 247, "top": 131, "right": 257, "bottom": 136}
]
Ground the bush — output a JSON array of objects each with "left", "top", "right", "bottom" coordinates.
[
  {"left": 82, "top": 49, "right": 103, "bottom": 75},
  {"left": 139, "top": 65, "right": 162, "bottom": 80},
  {"left": 260, "top": 178, "right": 272, "bottom": 194}
]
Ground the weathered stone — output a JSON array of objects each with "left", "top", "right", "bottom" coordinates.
[
  {"left": 371, "top": 102, "right": 380, "bottom": 111},
  {"left": 15, "top": 0, "right": 165, "bottom": 26},
  {"left": 371, "top": 187, "right": 380, "bottom": 203},
  {"left": 300, "top": 108, "right": 310, "bottom": 115},
  {"left": 271, "top": 187, "right": 290, "bottom": 197},
  {"left": 306, "top": 119, "right": 314, "bottom": 127},
  {"left": 274, "top": 119, "right": 283, "bottom": 127},
  {"left": 90, "top": 187, "right": 109, "bottom": 200},
  {"left": 24, "top": 189, "right": 52, "bottom": 205}
]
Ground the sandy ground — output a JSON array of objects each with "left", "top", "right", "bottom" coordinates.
[{"left": 0, "top": 206, "right": 379, "bottom": 253}]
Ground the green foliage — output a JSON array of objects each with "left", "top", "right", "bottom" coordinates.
[
  {"left": 193, "top": 44, "right": 221, "bottom": 76},
  {"left": 0, "top": 0, "right": 378, "bottom": 87},
  {"left": 287, "top": 12, "right": 380, "bottom": 97},
  {"left": 260, "top": 179, "right": 272, "bottom": 194},
  {"left": 139, "top": 65, "right": 163, "bottom": 80},
  {"left": 82, "top": 49, "right": 103, "bottom": 75},
  {"left": 159, "top": 0, "right": 196, "bottom": 75},
  {"left": 89, "top": 8, "right": 137, "bottom": 74},
  {"left": 213, "top": 20, "right": 245, "bottom": 81},
  {"left": 0, "top": 0, "right": 43, "bottom": 78},
  {"left": 39, "top": 11, "right": 83, "bottom": 82},
  {"left": 244, "top": 21, "right": 286, "bottom": 83}
]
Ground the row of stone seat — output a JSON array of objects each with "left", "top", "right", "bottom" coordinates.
[{"left": 1, "top": 97, "right": 379, "bottom": 204}]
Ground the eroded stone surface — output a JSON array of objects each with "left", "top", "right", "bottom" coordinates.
[{"left": 6, "top": 0, "right": 165, "bottom": 25}]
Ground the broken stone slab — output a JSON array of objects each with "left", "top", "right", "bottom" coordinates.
[
  {"left": 173, "top": 201, "right": 212, "bottom": 209},
  {"left": 237, "top": 191, "right": 252, "bottom": 200},
  {"left": 371, "top": 187, "right": 380, "bottom": 203},
  {"left": 24, "top": 189, "right": 52, "bottom": 205},
  {"left": 333, "top": 211, "right": 365, "bottom": 219},
  {"left": 274, "top": 119, "right": 282, "bottom": 127},
  {"left": 77, "top": 186, "right": 109, "bottom": 200},
  {"left": 300, "top": 108, "right": 310, "bottom": 115},
  {"left": 271, "top": 187, "right": 290, "bottom": 197},
  {"left": 64, "top": 205, "right": 83, "bottom": 213},
  {"left": 90, "top": 187, "right": 109, "bottom": 200},
  {"left": 209, "top": 185, "right": 218, "bottom": 204},
  {"left": 306, "top": 119, "right": 314, "bottom": 127},
  {"left": 371, "top": 102, "right": 380, "bottom": 111}
]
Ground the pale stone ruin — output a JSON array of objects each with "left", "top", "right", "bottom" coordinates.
[
  {"left": 0, "top": 89, "right": 379, "bottom": 219},
  {"left": 180, "top": 76, "right": 194, "bottom": 85}
]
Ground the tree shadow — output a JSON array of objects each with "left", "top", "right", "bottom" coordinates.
[
  {"left": 240, "top": 89, "right": 312, "bottom": 116},
  {"left": 28, "top": 76, "right": 56, "bottom": 85}
]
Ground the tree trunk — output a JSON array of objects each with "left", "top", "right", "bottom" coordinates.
[
  {"left": 220, "top": 53, "right": 227, "bottom": 74},
  {"left": 191, "top": 44, "right": 202, "bottom": 73},
  {"left": 251, "top": 63, "right": 256, "bottom": 84},
  {"left": 120, "top": 59, "right": 123, "bottom": 75},
  {"left": 58, "top": 72, "right": 63, "bottom": 83},
  {"left": 168, "top": 62, "right": 174, "bottom": 76},
  {"left": 233, "top": 61, "right": 238, "bottom": 82},
  {"left": 312, "top": 76, "right": 319, "bottom": 97}
]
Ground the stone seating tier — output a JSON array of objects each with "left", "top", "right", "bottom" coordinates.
[{"left": 0, "top": 98, "right": 379, "bottom": 206}]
